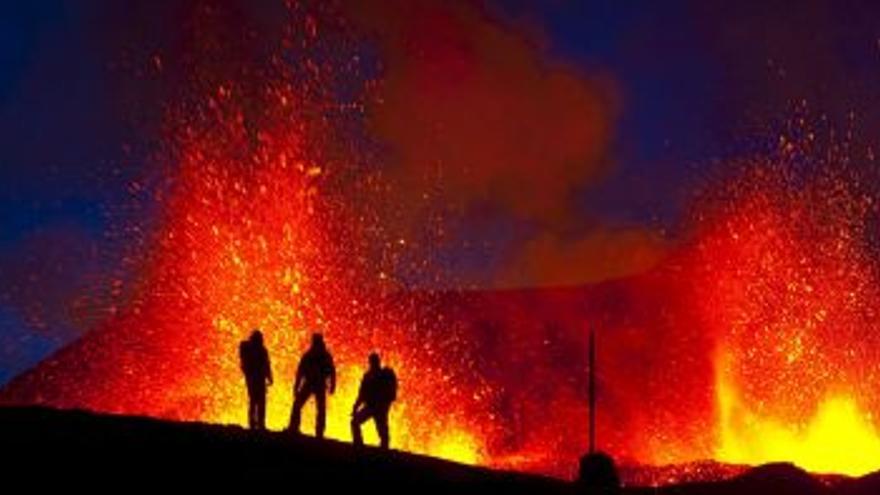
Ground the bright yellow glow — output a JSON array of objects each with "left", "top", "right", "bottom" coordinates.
[
  {"left": 423, "top": 429, "right": 482, "bottom": 465},
  {"left": 715, "top": 354, "right": 880, "bottom": 476}
]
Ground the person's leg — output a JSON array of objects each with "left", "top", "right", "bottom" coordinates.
[
  {"left": 351, "top": 408, "right": 372, "bottom": 446},
  {"left": 289, "top": 388, "right": 309, "bottom": 433},
  {"left": 315, "top": 388, "right": 326, "bottom": 438},
  {"left": 246, "top": 384, "right": 257, "bottom": 429},
  {"left": 375, "top": 406, "right": 390, "bottom": 449},
  {"left": 255, "top": 388, "right": 267, "bottom": 430}
]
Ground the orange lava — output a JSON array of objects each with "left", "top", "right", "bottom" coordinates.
[
  {"left": 159, "top": 134, "right": 485, "bottom": 463},
  {"left": 693, "top": 156, "right": 880, "bottom": 476},
  {"left": 716, "top": 355, "right": 880, "bottom": 476}
]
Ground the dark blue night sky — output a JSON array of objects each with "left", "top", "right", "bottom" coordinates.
[{"left": 2, "top": 0, "right": 880, "bottom": 383}]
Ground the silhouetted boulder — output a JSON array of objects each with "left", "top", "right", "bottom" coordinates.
[
  {"left": 577, "top": 451, "right": 621, "bottom": 494},
  {"left": 731, "top": 463, "right": 827, "bottom": 495},
  {"left": 837, "top": 471, "right": 880, "bottom": 495}
]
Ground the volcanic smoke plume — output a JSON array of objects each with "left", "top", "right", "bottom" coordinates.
[
  {"left": 2, "top": 0, "right": 880, "bottom": 484},
  {"left": 346, "top": 0, "right": 612, "bottom": 221},
  {"left": 345, "top": 0, "right": 660, "bottom": 290}
]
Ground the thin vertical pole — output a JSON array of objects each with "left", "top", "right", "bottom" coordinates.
[{"left": 589, "top": 324, "right": 596, "bottom": 454}]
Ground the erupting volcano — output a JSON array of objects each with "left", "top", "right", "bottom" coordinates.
[{"left": 2, "top": 0, "right": 880, "bottom": 486}]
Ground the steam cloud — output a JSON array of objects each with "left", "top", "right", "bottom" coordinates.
[{"left": 347, "top": 0, "right": 666, "bottom": 287}]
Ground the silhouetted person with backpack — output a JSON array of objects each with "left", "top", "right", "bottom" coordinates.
[
  {"left": 289, "top": 333, "right": 336, "bottom": 438},
  {"left": 351, "top": 352, "right": 397, "bottom": 449},
  {"left": 239, "top": 330, "right": 273, "bottom": 430}
]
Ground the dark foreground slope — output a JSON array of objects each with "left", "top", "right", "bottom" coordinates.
[
  {"left": 0, "top": 406, "right": 565, "bottom": 492},
  {"left": 1, "top": 406, "right": 878, "bottom": 495}
]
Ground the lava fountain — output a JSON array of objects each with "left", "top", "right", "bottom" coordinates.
[
  {"left": 691, "top": 151, "right": 880, "bottom": 476},
  {"left": 0, "top": 1, "right": 488, "bottom": 465}
]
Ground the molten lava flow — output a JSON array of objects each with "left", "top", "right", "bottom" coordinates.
[
  {"left": 716, "top": 352, "right": 880, "bottom": 476},
  {"left": 693, "top": 157, "right": 880, "bottom": 476}
]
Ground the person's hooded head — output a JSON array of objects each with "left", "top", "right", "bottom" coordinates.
[
  {"left": 311, "top": 333, "right": 325, "bottom": 350},
  {"left": 368, "top": 352, "right": 381, "bottom": 371}
]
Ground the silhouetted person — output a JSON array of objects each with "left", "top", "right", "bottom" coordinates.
[
  {"left": 239, "top": 330, "right": 273, "bottom": 430},
  {"left": 289, "top": 333, "right": 336, "bottom": 438},
  {"left": 351, "top": 352, "right": 397, "bottom": 449}
]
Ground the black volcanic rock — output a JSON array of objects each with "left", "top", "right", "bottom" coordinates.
[
  {"left": 730, "top": 463, "right": 828, "bottom": 494},
  {"left": 1, "top": 406, "right": 877, "bottom": 495},
  {"left": 578, "top": 451, "right": 621, "bottom": 494},
  {"left": 0, "top": 406, "right": 568, "bottom": 492},
  {"left": 837, "top": 471, "right": 880, "bottom": 495}
]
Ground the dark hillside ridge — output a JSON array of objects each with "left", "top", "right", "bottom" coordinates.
[{"left": 1, "top": 406, "right": 878, "bottom": 495}]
